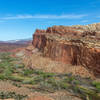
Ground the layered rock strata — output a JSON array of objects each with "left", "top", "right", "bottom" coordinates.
[{"left": 32, "top": 23, "right": 100, "bottom": 77}]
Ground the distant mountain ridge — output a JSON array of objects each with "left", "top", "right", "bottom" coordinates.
[
  {"left": 0, "top": 38, "right": 32, "bottom": 44},
  {"left": 0, "top": 38, "right": 32, "bottom": 52}
]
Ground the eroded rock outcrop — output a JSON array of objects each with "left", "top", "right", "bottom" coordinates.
[{"left": 32, "top": 23, "right": 100, "bottom": 77}]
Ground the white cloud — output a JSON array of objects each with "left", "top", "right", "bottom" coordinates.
[
  {"left": 0, "top": 14, "right": 87, "bottom": 20},
  {"left": 81, "top": 20, "right": 89, "bottom": 23}
]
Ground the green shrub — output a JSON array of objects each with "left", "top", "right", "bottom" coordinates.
[
  {"left": 33, "top": 70, "right": 44, "bottom": 75},
  {"left": 92, "top": 82, "right": 100, "bottom": 92},
  {"left": 59, "top": 82, "right": 70, "bottom": 89},
  {"left": 64, "top": 76, "right": 75, "bottom": 83},
  {"left": 72, "top": 86, "right": 80, "bottom": 94},
  {"left": 0, "top": 74, "right": 6, "bottom": 80},
  {"left": 22, "top": 79, "right": 35, "bottom": 85},
  {"left": 34, "top": 76, "right": 44, "bottom": 83},
  {"left": 14, "top": 64, "right": 24, "bottom": 69},
  {"left": 3, "top": 67, "right": 13, "bottom": 77},
  {"left": 0, "top": 91, "right": 27, "bottom": 99},
  {"left": 47, "top": 78, "right": 60, "bottom": 90},
  {"left": 42, "top": 72, "right": 55, "bottom": 79},
  {"left": 22, "top": 69, "right": 33, "bottom": 76},
  {"left": 8, "top": 75, "right": 25, "bottom": 82}
]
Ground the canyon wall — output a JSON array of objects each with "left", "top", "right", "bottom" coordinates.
[{"left": 33, "top": 24, "right": 100, "bottom": 77}]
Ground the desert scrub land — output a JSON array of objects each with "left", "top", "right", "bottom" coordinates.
[{"left": 0, "top": 52, "right": 100, "bottom": 100}]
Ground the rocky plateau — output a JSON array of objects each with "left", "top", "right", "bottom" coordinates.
[{"left": 32, "top": 23, "right": 100, "bottom": 77}]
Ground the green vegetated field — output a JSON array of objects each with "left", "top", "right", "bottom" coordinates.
[{"left": 0, "top": 52, "right": 100, "bottom": 100}]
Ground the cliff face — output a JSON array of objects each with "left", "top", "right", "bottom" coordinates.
[
  {"left": 32, "top": 23, "right": 100, "bottom": 77},
  {"left": 77, "top": 47, "right": 100, "bottom": 76}
]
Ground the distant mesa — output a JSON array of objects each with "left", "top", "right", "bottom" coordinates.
[
  {"left": 0, "top": 38, "right": 32, "bottom": 52},
  {"left": 0, "top": 38, "right": 32, "bottom": 44}
]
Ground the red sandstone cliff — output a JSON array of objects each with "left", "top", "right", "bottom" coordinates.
[{"left": 32, "top": 23, "right": 100, "bottom": 77}]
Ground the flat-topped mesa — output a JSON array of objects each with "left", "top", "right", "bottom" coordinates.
[
  {"left": 34, "top": 25, "right": 100, "bottom": 38},
  {"left": 32, "top": 23, "right": 100, "bottom": 77}
]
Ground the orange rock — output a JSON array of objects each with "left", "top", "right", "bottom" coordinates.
[
  {"left": 32, "top": 25, "right": 100, "bottom": 77},
  {"left": 27, "top": 95, "right": 53, "bottom": 100}
]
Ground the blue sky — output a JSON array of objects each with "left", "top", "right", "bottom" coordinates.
[{"left": 0, "top": 0, "right": 100, "bottom": 41}]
